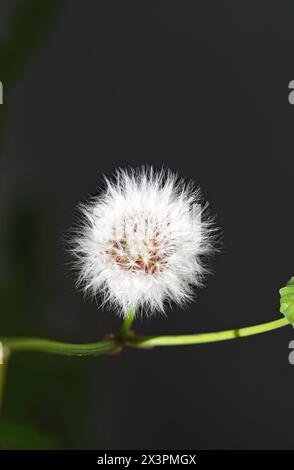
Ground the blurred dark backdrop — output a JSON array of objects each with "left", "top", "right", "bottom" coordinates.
[{"left": 1, "top": 0, "right": 294, "bottom": 450}]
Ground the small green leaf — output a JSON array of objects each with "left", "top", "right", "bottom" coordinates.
[{"left": 280, "top": 277, "right": 294, "bottom": 326}]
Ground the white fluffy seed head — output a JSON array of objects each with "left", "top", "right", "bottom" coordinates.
[{"left": 71, "top": 166, "right": 216, "bottom": 317}]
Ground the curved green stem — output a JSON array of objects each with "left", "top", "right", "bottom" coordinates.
[
  {"left": 1, "top": 338, "right": 116, "bottom": 356},
  {"left": 128, "top": 317, "right": 289, "bottom": 347},
  {"left": 0, "top": 317, "right": 290, "bottom": 356}
]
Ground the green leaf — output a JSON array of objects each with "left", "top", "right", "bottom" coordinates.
[{"left": 280, "top": 277, "right": 294, "bottom": 326}]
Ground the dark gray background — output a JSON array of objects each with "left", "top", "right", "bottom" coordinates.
[{"left": 1, "top": 0, "right": 294, "bottom": 449}]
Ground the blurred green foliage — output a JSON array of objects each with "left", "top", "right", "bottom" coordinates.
[
  {"left": 0, "top": 419, "right": 63, "bottom": 449},
  {"left": 0, "top": 0, "right": 92, "bottom": 450},
  {"left": 0, "top": 0, "right": 60, "bottom": 141}
]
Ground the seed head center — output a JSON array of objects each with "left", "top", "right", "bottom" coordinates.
[{"left": 106, "top": 235, "right": 167, "bottom": 274}]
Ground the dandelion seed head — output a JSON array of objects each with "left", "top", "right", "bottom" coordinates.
[{"left": 72, "top": 166, "right": 216, "bottom": 317}]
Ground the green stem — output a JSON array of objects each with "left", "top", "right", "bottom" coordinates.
[
  {"left": 1, "top": 338, "right": 116, "bottom": 356},
  {"left": 119, "top": 307, "right": 136, "bottom": 336},
  {"left": 129, "top": 317, "right": 289, "bottom": 347},
  {"left": 0, "top": 363, "right": 6, "bottom": 412},
  {"left": 0, "top": 345, "right": 9, "bottom": 412},
  {"left": 0, "top": 317, "right": 289, "bottom": 356}
]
